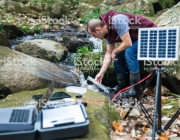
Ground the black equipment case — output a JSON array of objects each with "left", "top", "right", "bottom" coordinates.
[{"left": 0, "top": 103, "right": 89, "bottom": 140}]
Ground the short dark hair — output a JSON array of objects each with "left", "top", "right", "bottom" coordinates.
[{"left": 87, "top": 19, "right": 105, "bottom": 32}]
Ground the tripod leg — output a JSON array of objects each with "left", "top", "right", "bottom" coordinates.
[
  {"left": 139, "top": 102, "right": 153, "bottom": 126},
  {"left": 163, "top": 109, "right": 180, "bottom": 131},
  {"left": 123, "top": 107, "right": 133, "bottom": 120},
  {"left": 152, "top": 70, "right": 161, "bottom": 139},
  {"left": 157, "top": 72, "right": 162, "bottom": 134}
]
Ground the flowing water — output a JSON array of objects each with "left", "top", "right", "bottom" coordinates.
[
  {"left": 10, "top": 29, "right": 103, "bottom": 79},
  {"left": 10, "top": 32, "right": 64, "bottom": 49}
]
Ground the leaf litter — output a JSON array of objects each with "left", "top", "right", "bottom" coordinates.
[{"left": 110, "top": 87, "right": 180, "bottom": 140}]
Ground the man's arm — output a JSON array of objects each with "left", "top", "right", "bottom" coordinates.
[
  {"left": 111, "top": 31, "right": 132, "bottom": 61},
  {"left": 95, "top": 43, "right": 115, "bottom": 83}
]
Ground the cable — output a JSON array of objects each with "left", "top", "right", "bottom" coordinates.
[{"left": 111, "top": 73, "right": 153, "bottom": 101}]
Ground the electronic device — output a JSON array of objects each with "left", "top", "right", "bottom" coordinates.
[
  {"left": 0, "top": 82, "right": 89, "bottom": 140},
  {"left": 0, "top": 82, "right": 54, "bottom": 133},
  {"left": 0, "top": 108, "right": 36, "bottom": 132},
  {"left": 32, "top": 91, "right": 71, "bottom": 102},
  {"left": 87, "top": 76, "right": 111, "bottom": 99},
  {"left": 42, "top": 104, "right": 86, "bottom": 128},
  {"left": 36, "top": 103, "right": 89, "bottom": 140}
]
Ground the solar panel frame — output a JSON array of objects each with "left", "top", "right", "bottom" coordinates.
[{"left": 138, "top": 26, "right": 179, "bottom": 60}]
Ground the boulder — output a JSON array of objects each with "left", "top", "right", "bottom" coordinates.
[
  {"left": 62, "top": 36, "right": 93, "bottom": 53},
  {"left": 102, "top": 0, "right": 120, "bottom": 6},
  {"left": 0, "top": 0, "right": 39, "bottom": 16},
  {"left": 74, "top": 30, "right": 87, "bottom": 38},
  {"left": 51, "top": 1, "right": 71, "bottom": 18},
  {"left": 155, "top": 2, "right": 180, "bottom": 27},
  {"left": 12, "top": 0, "right": 29, "bottom": 4},
  {"left": 77, "top": 3, "right": 96, "bottom": 18},
  {"left": 15, "top": 39, "right": 68, "bottom": 63},
  {"left": 0, "top": 33, "right": 11, "bottom": 47},
  {"left": 0, "top": 23, "right": 23, "bottom": 39},
  {"left": 0, "top": 88, "right": 119, "bottom": 140},
  {"left": 112, "top": 0, "right": 155, "bottom": 16},
  {"left": 0, "top": 46, "right": 79, "bottom": 96}
]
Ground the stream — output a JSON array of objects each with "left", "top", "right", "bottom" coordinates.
[{"left": 9, "top": 27, "right": 105, "bottom": 86}]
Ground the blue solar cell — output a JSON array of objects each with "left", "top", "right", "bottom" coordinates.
[
  {"left": 139, "top": 27, "right": 178, "bottom": 60},
  {"left": 148, "top": 30, "right": 157, "bottom": 58},
  {"left": 158, "top": 30, "right": 167, "bottom": 58}
]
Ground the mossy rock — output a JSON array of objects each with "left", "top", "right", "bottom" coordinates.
[
  {"left": 77, "top": 3, "right": 96, "bottom": 18},
  {"left": 15, "top": 39, "right": 68, "bottom": 63},
  {"left": 155, "top": 2, "right": 180, "bottom": 26},
  {"left": 112, "top": 0, "right": 155, "bottom": 16},
  {"left": 3, "top": 1, "right": 39, "bottom": 15},
  {"left": 0, "top": 88, "right": 119, "bottom": 140},
  {"left": 51, "top": 1, "right": 71, "bottom": 18},
  {"left": 0, "top": 23, "right": 23, "bottom": 39},
  {"left": 0, "top": 46, "right": 79, "bottom": 94}
]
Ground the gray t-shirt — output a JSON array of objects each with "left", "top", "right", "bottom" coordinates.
[{"left": 106, "top": 14, "right": 130, "bottom": 44}]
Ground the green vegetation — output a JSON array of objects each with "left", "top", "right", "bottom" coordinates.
[
  {"left": 162, "top": 94, "right": 180, "bottom": 117},
  {"left": 0, "top": 24, "right": 13, "bottom": 38},
  {"left": 73, "top": 46, "right": 114, "bottom": 77},
  {"left": 0, "top": 25, "right": 6, "bottom": 36},
  {"left": 34, "top": 24, "right": 44, "bottom": 34},
  {"left": 74, "top": 46, "right": 102, "bottom": 75},
  {"left": 20, "top": 24, "right": 30, "bottom": 33},
  {"left": 81, "top": 8, "right": 101, "bottom": 23}
]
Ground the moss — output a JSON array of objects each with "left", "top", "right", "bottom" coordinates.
[
  {"left": 54, "top": 44, "right": 67, "bottom": 51},
  {"left": 162, "top": 97, "right": 179, "bottom": 117},
  {"left": 0, "top": 46, "right": 14, "bottom": 59}
]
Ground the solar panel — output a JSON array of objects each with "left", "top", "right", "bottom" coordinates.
[{"left": 138, "top": 26, "right": 179, "bottom": 60}]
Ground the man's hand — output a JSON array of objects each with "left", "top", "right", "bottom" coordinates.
[
  {"left": 95, "top": 72, "right": 104, "bottom": 83},
  {"left": 111, "top": 50, "right": 118, "bottom": 61}
]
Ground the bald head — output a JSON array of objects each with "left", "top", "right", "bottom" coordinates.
[{"left": 87, "top": 19, "right": 105, "bottom": 33}]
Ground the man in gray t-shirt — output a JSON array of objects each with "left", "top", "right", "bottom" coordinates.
[{"left": 87, "top": 10, "right": 156, "bottom": 99}]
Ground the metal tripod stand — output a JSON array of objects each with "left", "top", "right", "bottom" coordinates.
[{"left": 123, "top": 66, "right": 180, "bottom": 140}]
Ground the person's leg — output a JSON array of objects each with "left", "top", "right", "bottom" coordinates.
[
  {"left": 123, "top": 40, "right": 140, "bottom": 97},
  {"left": 113, "top": 51, "right": 129, "bottom": 91},
  {"left": 125, "top": 40, "right": 139, "bottom": 73}
]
